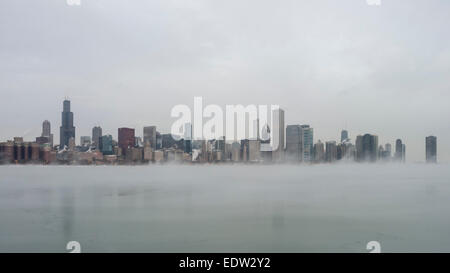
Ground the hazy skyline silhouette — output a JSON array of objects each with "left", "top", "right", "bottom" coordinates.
[{"left": 0, "top": 0, "right": 449, "bottom": 162}]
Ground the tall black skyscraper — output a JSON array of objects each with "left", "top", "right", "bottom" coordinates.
[{"left": 60, "top": 100, "right": 75, "bottom": 149}]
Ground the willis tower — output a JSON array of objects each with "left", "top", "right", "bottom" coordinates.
[{"left": 60, "top": 100, "right": 75, "bottom": 149}]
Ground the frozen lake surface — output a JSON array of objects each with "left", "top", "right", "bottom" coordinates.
[{"left": 0, "top": 164, "right": 449, "bottom": 252}]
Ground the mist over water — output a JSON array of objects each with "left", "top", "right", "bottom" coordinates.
[{"left": 0, "top": 164, "right": 449, "bottom": 253}]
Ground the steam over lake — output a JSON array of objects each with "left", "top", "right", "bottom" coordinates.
[{"left": 0, "top": 164, "right": 449, "bottom": 252}]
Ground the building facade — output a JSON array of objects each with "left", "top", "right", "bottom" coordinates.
[
  {"left": 286, "top": 125, "right": 302, "bottom": 162},
  {"left": 100, "top": 135, "right": 114, "bottom": 155},
  {"left": 356, "top": 134, "right": 378, "bottom": 162},
  {"left": 92, "top": 126, "right": 102, "bottom": 148},
  {"left": 301, "top": 125, "right": 314, "bottom": 163},
  {"left": 426, "top": 136, "right": 437, "bottom": 163},
  {"left": 143, "top": 126, "right": 157, "bottom": 149},
  {"left": 118, "top": 128, "right": 135, "bottom": 154},
  {"left": 59, "top": 100, "right": 75, "bottom": 149}
]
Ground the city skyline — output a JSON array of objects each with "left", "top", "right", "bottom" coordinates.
[
  {"left": 1, "top": 1, "right": 449, "bottom": 162},
  {"left": 0, "top": 99, "right": 440, "bottom": 165}
]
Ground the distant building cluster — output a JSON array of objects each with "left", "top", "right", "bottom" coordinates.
[{"left": 0, "top": 100, "right": 438, "bottom": 165}]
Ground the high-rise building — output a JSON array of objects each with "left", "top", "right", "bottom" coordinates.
[
  {"left": 143, "top": 126, "right": 157, "bottom": 149},
  {"left": 92, "top": 126, "right": 102, "bottom": 148},
  {"left": 340, "top": 142, "right": 355, "bottom": 160},
  {"left": 341, "top": 130, "right": 349, "bottom": 143},
  {"left": 314, "top": 140, "right": 325, "bottom": 163},
  {"left": 286, "top": 125, "right": 302, "bottom": 162},
  {"left": 41, "top": 120, "right": 53, "bottom": 147},
  {"left": 118, "top": 128, "right": 135, "bottom": 154},
  {"left": 301, "top": 125, "right": 314, "bottom": 162},
  {"left": 356, "top": 134, "right": 378, "bottom": 162},
  {"left": 337, "top": 144, "right": 343, "bottom": 160},
  {"left": 395, "top": 139, "right": 403, "bottom": 162},
  {"left": 385, "top": 143, "right": 392, "bottom": 157},
  {"left": 426, "top": 136, "right": 437, "bottom": 163},
  {"left": 0, "top": 141, "right": 14, "bottom": 163},
  {"left": 231, "top": 142, "right": 241, "bottom": 162},
  {"left": 99, "top": 135, "right": 114, "bottom": 155},
  {"left": 59, "top": 100, "right": 75, "bottom": 149},
  {"left": 42, "top": 120, "right": 51, "bottom": 137},
  {"left": 240, "top": 139, "right": 249, "bottom": 162},
  {"left": 380, "top": 143, "right": 392, "bottom": 160},
  {"left": 325, "top": 141, "right": 337, "bottom": 162}
]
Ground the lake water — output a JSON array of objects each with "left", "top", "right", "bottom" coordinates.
[{"left": 0, "top": 164, "right": 449, "bottom": 253}]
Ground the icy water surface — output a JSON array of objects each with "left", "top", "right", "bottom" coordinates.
[{"left": 0, "top": 164, "right": 449, "bottom": 252}]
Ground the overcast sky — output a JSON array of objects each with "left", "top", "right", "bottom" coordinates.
[{"left": 0, "top": 0, "right": 449, "bottom": 162}]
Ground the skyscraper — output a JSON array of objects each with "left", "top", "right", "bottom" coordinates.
[
  {"left": 385, "top": 143, "right": 392, "bottom": 157},
  {"left": 426, "top": 136, "right": 437, "bottom": 163},
  {"left": 286, "top": 125, "right": 302, "bottom": 161},
  {"left": 356, "top": 134, "right": 378, "bottom": 162},
  {"left": 301, "top": 125, "right": 313, "bottom": 162},
  {"left": 314, "top": 140, "right": 325, "bottom": 163},
  {"left": 341, "top": 130, "right": 349, "bottom": 143},
  {"left": 41, "top": 120, "right": 53, "bottom": 147},
  {"left": 42, "top": 120, "right": 51, "bottom": 137},
  {"left": 325, "top": 141, "right": 337, "bottom": 162},
  {"left": 92, "top": 126, "right": 102, "bottom": 148},
  {"left": 380, "top": 143, "right": 392, "bottom": 160},
  {"left": 118, "top": 128, "right": 135, "bottom": 153},
  {"left": 395, "top": 139, "right": 403, "bottom": 162},
  {"left": 59, "top": 100, "right": 75, "bottom": 149},
  {"left": 100, "top": 135, "right": 114, "bottom": 155},
  {"left": 143, "top": 126, "right": 157, "bottom": 149}
]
